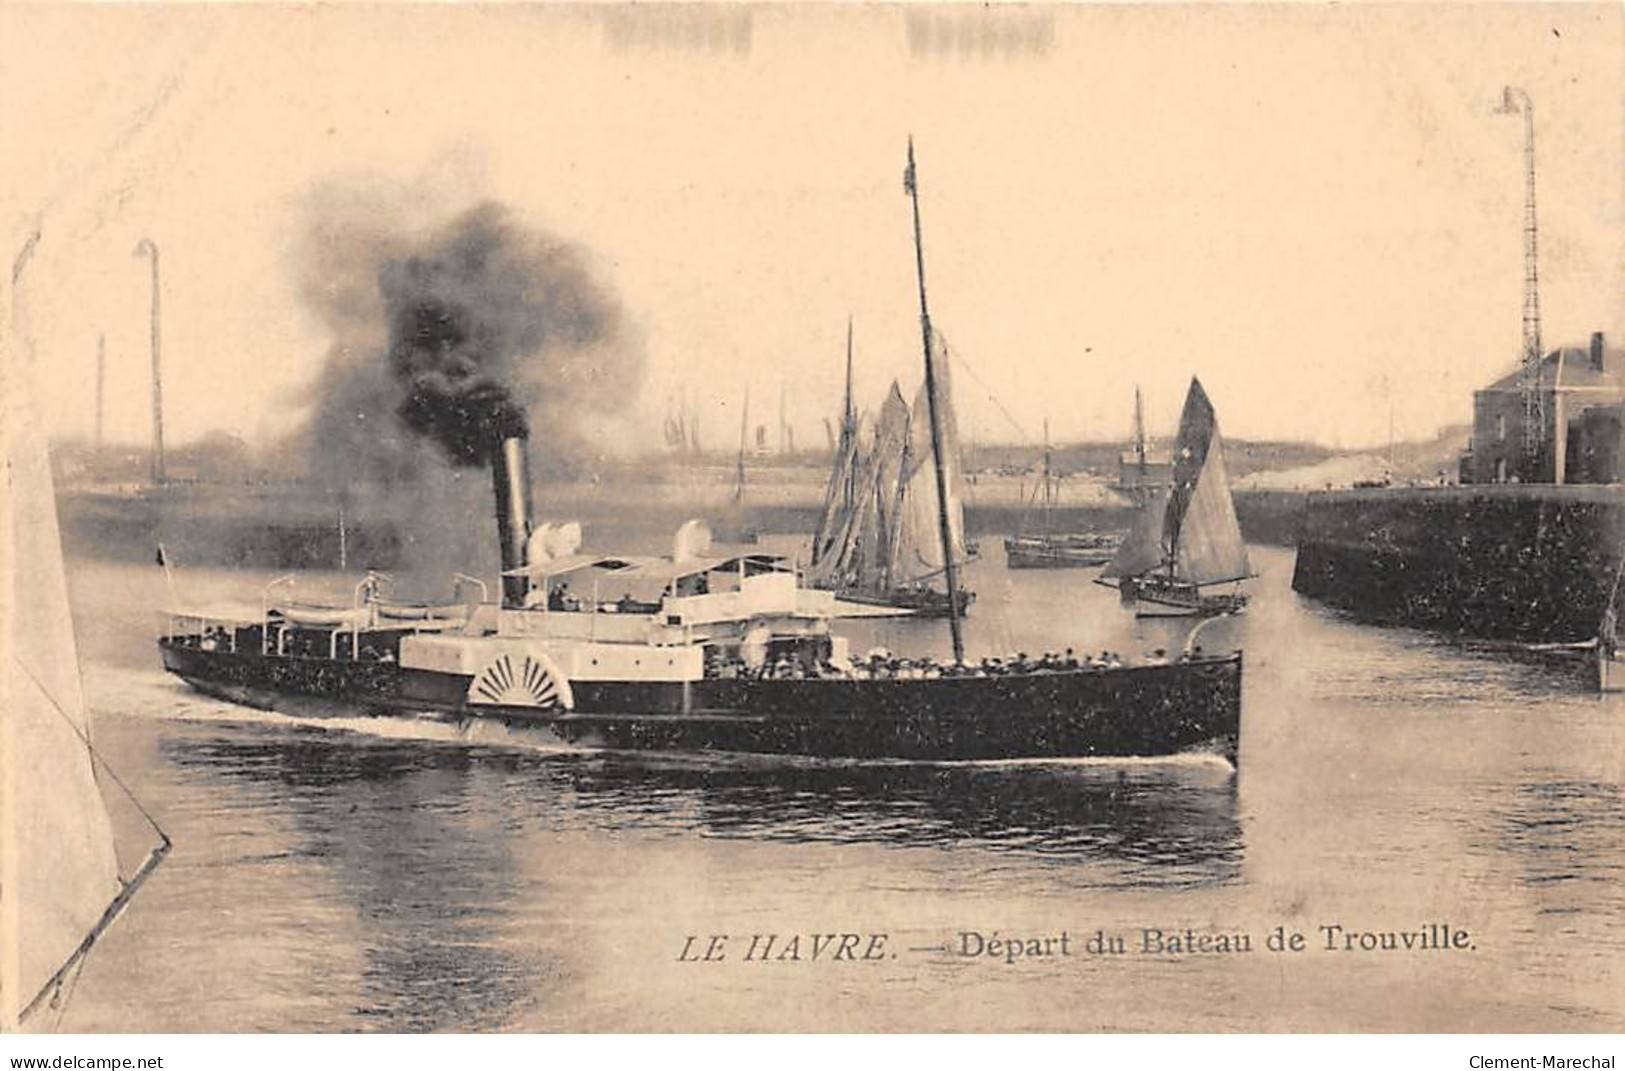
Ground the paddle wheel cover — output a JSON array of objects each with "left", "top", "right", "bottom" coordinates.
[{"left": 466, "top": 649, "right": 574, "bottom": 710}]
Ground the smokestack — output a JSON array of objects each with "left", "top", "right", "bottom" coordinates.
[
  {"left": 491, "top": 435, "right": 534, "bottom": 608},
  {"left": 1591, "top": 331, "right": 1605, "bottom": 373}
]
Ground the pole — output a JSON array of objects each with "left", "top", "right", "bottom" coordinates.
[
  {"left": 1498, "top": 87, "right": 1542, "bottom": 479},
  {"left": 133, "top": 239, "right": 164, "bottom": 485},
  {"left": 1042, "top": 417, "right": 1053, "bottom": 509},
  {"left": 903, "top": 138, "right": 964, "bottom": 661},
  {"left": 842, "top": 316, "right": 857, "bottom": 512},
  {"left": 734, "top": 385, "right": 749, "bottom": 503}
]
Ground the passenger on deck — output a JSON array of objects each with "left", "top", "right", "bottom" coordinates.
[
  {"left": 548, "top": 583, "right": 569, "bottom": 611},
  {"left": 1145, "top": 648, "right": 1170, "bottom": 666}
]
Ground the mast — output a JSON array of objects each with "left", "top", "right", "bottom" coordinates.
[
  {"left": 734, "top": 385, "right": 749, "bottom": 503},
  {"left": 1133, "top": 385, "right": 1146, "bottom": 476},
  {"left": 904, "top": 137, "right": 964, "bottom": 661},
  {"left": 843, "top": 316, "right": 857, "bottom": 512},
  {"left": 1042, "top": 417, "right": 1053, "bottom": 511}
]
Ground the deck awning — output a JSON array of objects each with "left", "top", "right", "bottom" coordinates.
[
  {"left": 161, "top": 603, "right": 272, "bottom": 625},
  {"left": 509, "top": 553, "right": 654, "bottom": 579}
]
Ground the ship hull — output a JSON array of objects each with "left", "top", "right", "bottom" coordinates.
[
  {"left": 1100, "top": 576, "right": 1248, "bottom": 619},
  {"left": 1003, "top": 536, "right": 1117, "bottom": 570},
  {"left": 820, "top": 587, "right": 976, "bottom": 619},
  {"left": 1291, "top": 485, "right": 1625, "bottom": 644},
  {"left": 160, "top": 641, "right": 1241, "bottom": 763}
]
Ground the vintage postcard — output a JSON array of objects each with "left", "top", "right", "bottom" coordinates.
[{"left": 2, "top": 1, "right": 1622, "bottom": 1039}]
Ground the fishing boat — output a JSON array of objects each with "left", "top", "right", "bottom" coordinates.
[
  {"left": 4, "top": 232, "right": 168, "bottom": 1031},
  {"left": 1003, "top": 420, "right": 1121, "bottom": 569},
  {"left": 156, "top": 145, "right": 1242, "bottom": 764},
  {"left": 1097, "top": 378, "right": 1251, "bottom": 617},
  {"left": 803, "top": 163, "right": 976, "bottom": 618}
]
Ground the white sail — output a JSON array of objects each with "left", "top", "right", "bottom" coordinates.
[
  {"left": 890, "top": 334, "right": 967, "bottom": 587},
  {"left": 808, "top": 394, "right": 861, "bottom": 578},
  {"left": 817, "top": 385, "right": 907, "bottom": 591},
  {"left": 2, "top": 251, "right": 124, "bottom": 1029},
  {"left": 1164, "top": 378, "right": 1249, "bottom": 586},
  {"left": 1172, "top": 418, "right": 1251, "bottom": 585},
  {"left": 1102, "top": 378, "right": 1247, "bottom": 588},
  {"left": 1101, "top": 484, "right": 1172, "bottom": 580}
]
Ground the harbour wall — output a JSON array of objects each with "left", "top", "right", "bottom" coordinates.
[
  {"left": 57, "top": 485, "right": 1310, "bottom": 571},
  {"left": 1291, "top": 484, "right": 1625, "bottom": 643}
]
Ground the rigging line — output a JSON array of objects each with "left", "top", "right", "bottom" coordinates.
[
  {"left": 10, "top": 655, "right": 171, "bottom": 846},
  {"left": 942, "top": 346, "right": 1033, "bottom": 444},
  {"left": 19, "top": 837, "right": 170, "bottom": 1027}
]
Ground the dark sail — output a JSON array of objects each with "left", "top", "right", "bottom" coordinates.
[{"left": 1103, "top": 377, "right": 1249, "bottom": 587}]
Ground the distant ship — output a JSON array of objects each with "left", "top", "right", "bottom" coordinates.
[
  {"left": 1097, "top": 378, "right": 1251, "bottom": 618},
  {"left": 1003, "top": 420, "right": 1121, "bottom": 569}
]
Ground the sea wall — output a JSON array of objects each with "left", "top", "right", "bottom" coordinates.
[
  {"left": 59, "top": 483, "right": 1308, "bottom": 571},
  {"left": 1291, "top": 485, "right": 1625, "bottom": 643}
]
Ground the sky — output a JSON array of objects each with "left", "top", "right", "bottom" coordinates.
[{"left": 3, "top": 3, "right": 1622, "bottom": 457}]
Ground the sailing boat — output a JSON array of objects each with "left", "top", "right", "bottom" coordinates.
[
  {"left": 3, "top": 231, "right": 168, "bottom": 1031},
  {"left": 808, "top": 318, "right": 861, "bottom": 574},
  {"left": 1003, "top": 419, "right": 1121, "bottom": 569},
  {"left": 806, "top": 340, "right": 974, "bottom": 618},
  {"left": 1096, "top": 377, "right": 1250, "bottom": 617}
]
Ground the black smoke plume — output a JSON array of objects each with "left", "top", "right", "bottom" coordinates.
[{"left": 296, "top": 195, "right": 643, "bottom": 483}]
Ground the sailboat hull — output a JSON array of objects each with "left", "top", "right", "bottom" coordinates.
[
  {"left": 160, "top": 639, "right": 1241, "bottom": 763},
  {"left": 1099, "top": 576, "right": 1249, "bottom": 619},
  {"left": 1003, "top": 535, "right": 1119, "bottom": 570},
  {"left": 818, "top": 586, "right": 975, "bottom": 618}
]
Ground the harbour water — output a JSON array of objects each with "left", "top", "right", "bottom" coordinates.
[{"left": 53, "top": 544, "right": 1625, "bottom": 1031}]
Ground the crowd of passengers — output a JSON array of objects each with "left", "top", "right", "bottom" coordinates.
[
  {"left": 186, "top": 624, "right": 401, "bottom": 662},
  {"left": 707, "top": 646, "right": 1215, "bottom": 680}
]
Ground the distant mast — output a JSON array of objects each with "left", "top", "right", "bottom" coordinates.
[
  {"left": 843, "top": 316, "right": 857, "bottom": 512},
  {"left": 903, "top": 138, "right": 964, "bottom": 661},
  {"left": 1133, "top": 385, "right": 1146, "bottom": 479},
  {"left": 1042, "top": 417, "right": 1053, "bottom": 510},
  {"left": 734, "top": 385, "right": 750, "bottom": 503}
]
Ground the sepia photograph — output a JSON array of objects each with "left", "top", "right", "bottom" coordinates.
[{"left": 2, "top": 0, "right": 1622, "bottom": 1043}]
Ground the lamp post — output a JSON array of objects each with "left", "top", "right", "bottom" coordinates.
[
  {"left": 1494, "top": 86, "right": 1543, "bottom": 480},
  {"left": 133, "top": 238, "right": 164, "bottom": 485}
]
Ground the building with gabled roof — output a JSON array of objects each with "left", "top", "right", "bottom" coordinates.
[{"left": 1462, "top": 332, "right": 1625, "bottom": 485}]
